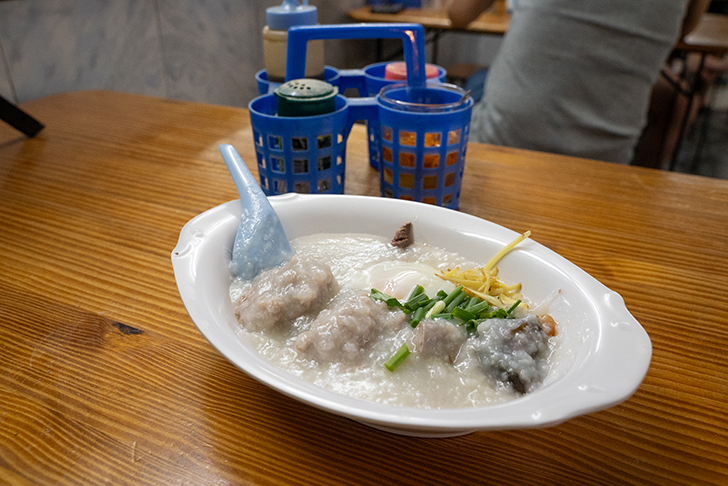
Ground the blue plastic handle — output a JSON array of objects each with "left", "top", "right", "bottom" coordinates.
[
  {"left": 335, "top": 69, "right": 368, "bottom": 97},
  {"left": 346, "top": 96, "right": 379, "bottom": 125},
  {"left": 286, "top": 23, "right": 427, "bottom": 88}
]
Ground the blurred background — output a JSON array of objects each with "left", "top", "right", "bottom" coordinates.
[
  {"left": 0, "top": 0, "right": 501, "bottom": 106},
  {"left": 0, "top": 0, "right": 725, "bottom": 178}
]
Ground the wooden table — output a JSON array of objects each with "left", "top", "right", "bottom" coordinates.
[
  {"left": 349, "top": 1, "right": 509, "bottom": 64},
  {"left": 1, "top": 91, "right": 727, "bottom": 485}
]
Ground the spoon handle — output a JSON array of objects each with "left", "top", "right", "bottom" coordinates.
[
  {"left": 219, "top": 144, "right": 293, "bottom": 280},
  {"left": 220, "top": 144, "right": 266, "bottom": 207}
]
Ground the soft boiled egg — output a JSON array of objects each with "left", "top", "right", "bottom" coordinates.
[{"left": 346, "top": 260, "right": 457, "bottom": 300}]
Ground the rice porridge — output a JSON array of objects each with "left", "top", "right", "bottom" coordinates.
[{"left": 230, "top": 230, "right": 564, "bottom": 409}]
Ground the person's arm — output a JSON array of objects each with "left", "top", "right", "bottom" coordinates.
[
  {"left": 680, "top": 0, "right": 711, "bottom": 39},
  {"left": 447, "top": 0, "right": 497, "bottom": 29}
]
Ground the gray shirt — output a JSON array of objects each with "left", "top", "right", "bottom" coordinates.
[{"left": 470, "top": 0, "right": 688, "bottom": 164}]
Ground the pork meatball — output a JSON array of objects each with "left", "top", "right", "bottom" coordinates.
[
  {"left": 235, "top": 256, "right": 337, "bottom": 332},
  {"left": 296, "top": 292, "right": 407, "bottom": 363},
  {"left": 412, "top": 319, "right": 467, "bottom": 362}
]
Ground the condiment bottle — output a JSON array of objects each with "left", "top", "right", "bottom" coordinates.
[
  {"left": 384, "top": 61, "right": 440, "bottom": 81},
  {"left": 263, "top": 0, "right": 325, "bottom": 83},
  {"left": 274, "top": 79, "right": 338, "bottom": 117}
]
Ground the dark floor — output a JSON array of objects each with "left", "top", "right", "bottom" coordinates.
[{"left": 672, "top": 76, "right": 728, "bottom": 179}]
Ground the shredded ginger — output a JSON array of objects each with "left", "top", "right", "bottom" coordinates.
[{"left": 438, "top": 231, "right": 531, "bottom": 309}]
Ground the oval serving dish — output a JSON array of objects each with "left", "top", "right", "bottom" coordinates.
[{"left": 171, "top": 194, "right": 651, "bottom": 437}]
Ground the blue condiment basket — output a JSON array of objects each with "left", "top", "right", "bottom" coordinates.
[{"left": 249, "top": 23, "right": 472, "bottom": 208}]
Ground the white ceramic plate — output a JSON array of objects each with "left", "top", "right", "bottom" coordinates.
[{"left": 171, "top": 194, "right": 651, "bottom": 437}]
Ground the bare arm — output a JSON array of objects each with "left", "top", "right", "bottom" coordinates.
[{"left": 447, "top": 0, "right": 498, "bottom": 29}]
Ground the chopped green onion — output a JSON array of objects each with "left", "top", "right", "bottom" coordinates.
[
  {"left": 423, "top": 299, "right": 439, "bottom": 311},
  {"left": 405, "top": 292, "right": 430, "bottom": 310},
  {"left": 384, "top": 344, "right": 411, "bottom": 372},
  {"left": 469, "top": 301, "right": 492, "bottom": 315},
  {"left": 452, "top": 306, "right": 475, "bottom": 321},
  {"left": 406, "top": 285, "right": 425, "bottom": 301},
  {"left": 464, "top": 296, "right": 481, "bottom": 311},
  {"left": 492, "top": 308, "right": 508, "bottom": 318},
  {"left": 370, "top": 289, "right": 404, "bottom": 309},
  {"left": 426, "top": 300, "right": 446, "bottom": 318},
  {"left": 436, "top": 290, "right": 448, "bottom": 299},
  {"left": 442, "top": 286, "right": 463, "bottom": 307},
  {"left": 445, "top": 291, "right": 468, "bottom": 313},
  {"left": 431, "top": 312, "right": 453, "bottom": 319},
  {"left": 410, "top": 306, "right": 426, "bottom": 328},
  {"left": 506, "top": 299, "right": 522, "bottom": 316}
]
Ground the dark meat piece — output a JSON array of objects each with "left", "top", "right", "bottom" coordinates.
[
  {"left": 474, "top": 314, "right": 550, "bottom": 394},
  {"left": 391, "top": 222, "right": 414, "bottom": 248}
]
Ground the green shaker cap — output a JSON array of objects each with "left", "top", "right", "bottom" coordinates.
[{"left": 274, "top": 79, "right": 338, "bottom": 117}]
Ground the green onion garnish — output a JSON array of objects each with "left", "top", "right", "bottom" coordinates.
[
  {"left": 406, "top": 285, "right": 425, "bottom": 301},
  {"left": 370, "top": 289, "right": 404, "bottom": 310},
  {"left": 410, "top": 306, "right": 426, "bottom": 328},
  {"left": 464, "top": 296, "right": 480, "bottom": 311},
  {"left": 384, "top": 344, "right": 411, "bottom": 372},
  {"left": 452, "top": 306, "right": 475, "bottom": 321},
  {"left": 506, "top": 299, "right": 522, "bottom": 316},
  {"left": 445, "top": 291, "right": 468, "bottom": 313},
  {"left": 442, "top": 286, "right": 463, "bottom": 307},
  {"left": 423, "top": 299, "right": 439, "bottom": 311},
  {"left": 425, "top": 300, "right": 446, "bottom": 318},
  {"left": 470, "top": 301, "right": 492, "bottom": 316},
  {"left": 405, "top": 292, "right": 430, "bottom": 310}
]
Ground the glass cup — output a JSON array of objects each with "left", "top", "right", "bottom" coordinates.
[{"left": 376, "top": 82, "right": 473, "bottom": 209}]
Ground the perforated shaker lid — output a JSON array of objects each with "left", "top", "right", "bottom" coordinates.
[
  {"left": 274, "top": 79, "right": 338, "bottom": 117},
  {"left": 266, "top": 0, "right": 317, "bottom": 31}
]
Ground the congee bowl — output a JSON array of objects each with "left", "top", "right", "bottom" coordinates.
[{"left": 171, "top": 194, "right": 651, "bottom": 437}]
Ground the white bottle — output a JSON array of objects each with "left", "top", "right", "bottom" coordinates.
[{"left": 263, "top": 0, "right": 325, "bottom": 83}]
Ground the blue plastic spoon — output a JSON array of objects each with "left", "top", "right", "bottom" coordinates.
[{"left": 219, "top": 144, "right": 293, "bottom": 280}]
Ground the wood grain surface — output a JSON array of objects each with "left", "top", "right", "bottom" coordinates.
[{"left": 1, "top": 91, "right": 727, "bottom": 485}]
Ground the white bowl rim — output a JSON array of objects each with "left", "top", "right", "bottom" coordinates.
[{"left": 171, "top": 194, "right": 652, "bottom": 434}]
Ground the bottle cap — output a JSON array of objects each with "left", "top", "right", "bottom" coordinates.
[
  {"left": 274, "top": 79, "right": 338, "bottom": 117},
  {"left": 266, "top": 0, "right": 317, "bottom": 31},
  {"left": 384, "top": 62, "right": 440, "bottom": 81}
]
